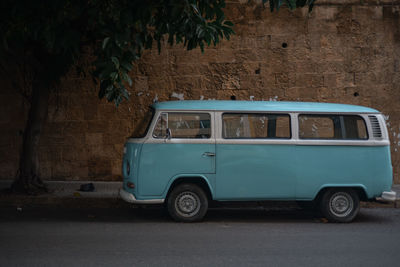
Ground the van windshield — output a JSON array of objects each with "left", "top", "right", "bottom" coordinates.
[{"left": 130, "top": 108, "right": 155, "bottom": 138}]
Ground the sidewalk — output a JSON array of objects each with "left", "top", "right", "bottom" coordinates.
[
  {"left": 1, "top": 180, "right": 400, "bottom": 208},
  {"left": 0, "top": 180, "right": 126, "bottom": 208}
]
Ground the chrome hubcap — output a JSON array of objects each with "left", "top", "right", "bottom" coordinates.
[
  {"left": 330, "top": 192, "right": 353, "bottom": 217},
  {"left": 175, "top": 192, "right": 200, "bottom": 217}
]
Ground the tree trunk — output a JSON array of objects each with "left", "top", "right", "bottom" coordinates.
[{"left": 11, "top": 80, "right": 51, "bottom": 194}]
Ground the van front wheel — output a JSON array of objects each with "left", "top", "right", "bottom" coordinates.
[
  {"left": 320, "top": 189, "right": 360, "bottom": 223},
  {"left": 167, "top": 184, "right": 208, "bottom": 222}
]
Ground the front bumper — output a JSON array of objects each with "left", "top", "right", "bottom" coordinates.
[
  {"left": 378, "top": 191, "right": 397, "bottom": 202},
  {"left": 119, "top": 188, "right": 165, "bottom": 204}
]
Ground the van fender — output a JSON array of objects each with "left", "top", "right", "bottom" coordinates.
[
  {"left": 162, "top": 174, "right": 215, "bottom": 200},
  {"left": 314, "top": 184, "right": 369, "bottom": 201}
]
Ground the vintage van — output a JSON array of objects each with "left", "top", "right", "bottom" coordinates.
[{"left": 120, "top": 100, "right": 396, "bottom": 223}]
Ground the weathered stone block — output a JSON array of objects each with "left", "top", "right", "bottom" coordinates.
[
  {"left": 315, "top": 7, "right": 338, "bottom": 20},
  {"left": 284, "top": 87, "right": 299, "bottom": 98},
  {"left": 65, "top": 106, "right": 84, "bottom": 121},
  {"left": 62, "top": 133, "right": 86, "bottom": 146},
  {"left": 83, "top": 104, "right": 98, "bottom": 121},
  {"left": 111, "top": 159, "right": 122, "bottom": 176},
  {"left": 134, "top": 76, "right": 149, "bottom": 92},
  {"left": 175, "top": 76, "right": 202, "bottom": 91},
  {"left": 383, "top": 6, "right": 400, "bottom": 19},
  {"left": 87, "top": 120, "right": 108, "bottom": 133},
  {"left": 85, "top": 133, "right": 103, "bottom": 146},
  {"left": 275, "top": 73, "right": 289, "bottom": 87},
  {"left": 62, "top": 146, "right": 88, "bottom": 162},
  {"left": 318, "top": 87, "right": 333, "bottom": 99},
  {"left": 52, "top": 161, "right": 88, "bottom": 180},
  {"left": 299, "top": 87, "right": 319, "bottom": 98},
  {"left": 39, "top": 161, "right": 52, "bottom": 179},
  {"left": 43, "top": 122, "right": 64, "bottom": 136},
  {"left": 295, "top": 60, "right": 318, "bottom": 73},
  {"left": 324, "top": 73, "right": 338, "bottom": 88},
  {"left": 0, "top": 162, "right": 17, "bottom": 179},
  {"left": 63, "top": 121, "right": 88, "bottom": 134},
  {"left": 307, "top": 20, "right": 337, "bottom": 34},
  {"left": 88, "top": 158, "right": 112, "bottom": 178},
  {"left": 239, "top": 75, "right": 261, "bottom": 90}
]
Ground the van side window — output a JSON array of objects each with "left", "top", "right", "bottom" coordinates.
[
  {"left": 153, "top": 113, "right": 168, "bottom": 138},
  {"left": 299, "top": 115, "right": 368, "bottom": 140},
  {"left": 222, "top": 113, "right": 291, "bottom": 139},
  {"left": 153, "top": 113, "right": 211, "bottom": 139}
]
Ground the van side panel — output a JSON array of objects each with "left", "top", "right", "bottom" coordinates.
[
  {"left": 138, "top": 143, "right": 215, "bottom": 197},
  {"left": 371, "top": 145, "right": 393, "bottom": 197},
  {"left": 295, "top": 145, "right": 392, "bottom": 200},
  {"left": 215, "top": 144, "right": 296, "bottom": 200}
]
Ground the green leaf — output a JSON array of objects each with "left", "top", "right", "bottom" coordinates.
[
  {"left": 296, "top": 0, "right": 307, "bottom": 6},
  {"left": 99, "top": 80, "right": 111, "bottom": 99},
  {"left": 204, "top": 32, "right": 211, "bottom": 46},
  {"left": 98, "top": 64, "right": 115, "bottom": 80},
  {"left": 98, "top": 84, "right": 106, "bottom": 99},
  {"left": 199, "top": 41, "right": 204, "bottom": 53},
  {"left": 191, "top": 4, "right": 200, "bottom": 15},
  {"left": 196, "top": 26, "right": 205, "bottom": 38},
  {"left": 120, "top": 61, "right": 133, "bottom": 71},
  {"left": 145, "top": 35, "right": 153, "bottom": 49},
  {"left": 111, "top": 56, "right": 119, "bottom": 68},
  {"left": 287, "top": 0, "right": 297, "bottom": 9},
  {"left": 121, "top": 71, "right": 133, "bottom": 87},
  {"left": 121, "top": 87, "right": 130, "bottom": 100},
  {"left": 224, "top": 21, "right": 234, "bottom": 27},
  {"left": 102, "top": 37, "right": 110, "bottom": 50},
  {"left": 110, "top": 72, "right": 118, "bottom": 80}
]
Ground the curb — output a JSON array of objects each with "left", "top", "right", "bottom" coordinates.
[
  {"left": 0, "top": 195, "right": 129, "bottom": 209},
  {"left": 0, "top": 180, "right": 124, "bottom": 208},
  {"left": 0, "top": 180, "right": 121, "bottom": 197}
]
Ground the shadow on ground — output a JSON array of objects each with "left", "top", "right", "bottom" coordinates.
[{"left": 0, "top": 203, "right": 392, "bottom": 224}]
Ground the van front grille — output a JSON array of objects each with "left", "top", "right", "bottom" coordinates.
[{"left": 368, "top": 115, "right": 382, "bottom": 138}]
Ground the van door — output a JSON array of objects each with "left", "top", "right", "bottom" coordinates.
[
  {"left": 138, "top": 112, "right": 215, "bottom": 197},
  {"left": 215, "top": 113, "right": 296, "bottom": 200}
]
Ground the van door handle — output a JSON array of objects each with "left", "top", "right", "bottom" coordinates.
[{"left": 202, "top": 152, "right": 215, "bottom": 157}]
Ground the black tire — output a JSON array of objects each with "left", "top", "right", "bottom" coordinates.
[
  {"left": 320, "top": 188, "right": 360, "bottom": 223},
  {"left": 167, "top": 184, "right": 208, "bottom": 222}
]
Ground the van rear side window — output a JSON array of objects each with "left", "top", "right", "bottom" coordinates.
[
  {"left": 299, "top": 115, "right": 368, "bottom": 140},
  {"left": 222, "top": 113, "right": 291, "bottom": 139}
]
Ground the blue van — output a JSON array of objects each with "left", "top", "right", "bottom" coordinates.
[{"left": 120, "top": 101, "right": 396, "bottom": 222}]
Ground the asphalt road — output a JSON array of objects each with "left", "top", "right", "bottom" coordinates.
[{"left": 1, "top": 206, "right": 400, "bottom": 267}]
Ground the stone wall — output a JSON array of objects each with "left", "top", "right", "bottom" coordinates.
[{"left": 1, "top": 0, "right": 399, "bottom": 182}]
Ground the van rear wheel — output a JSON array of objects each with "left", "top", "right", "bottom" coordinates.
[
  {"left": 167, "top": 184, "right": 208, "bottom": 222},
  {"left": 320, "top": 188, "right": 360, "bottom": 223}
]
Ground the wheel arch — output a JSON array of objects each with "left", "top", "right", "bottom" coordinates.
[
  {"left": 314, "top": 185, "right": 369, "bottom": 202},
  {"left": 164, "top": 175, "right": 214, "bottom": 201}
]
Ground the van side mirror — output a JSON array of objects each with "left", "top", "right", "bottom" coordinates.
[{"left": 166, "top": 128, "right": 172, "bottom": 140}]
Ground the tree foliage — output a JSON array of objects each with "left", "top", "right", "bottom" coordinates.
[{"left": 0, "top": 0, "right": 236, "bottom": 106}]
